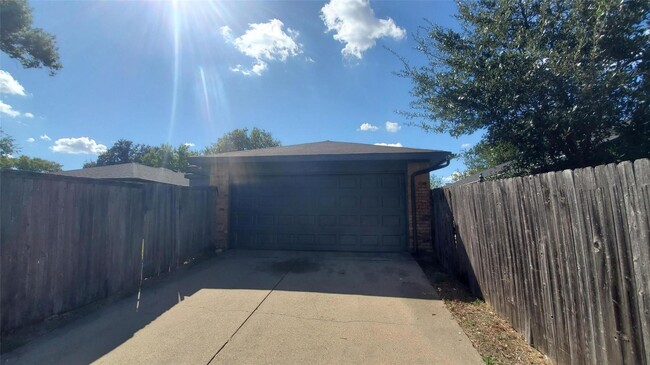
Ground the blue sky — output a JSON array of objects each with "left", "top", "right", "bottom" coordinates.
[{"left": 0, "top": 0, "right": 482, "bottom": 181}]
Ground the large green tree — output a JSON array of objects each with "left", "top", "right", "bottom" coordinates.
[
  {"left": 0, "top": 0, "right": 62, "bottom": 75},
  {"left": 203, "top": 128, "right": 281, "bottom": 155},
  {"left": 401, "top": 0, "right": 649, "bottom": 176},
  {"left": 0, "top": 128, "right": 62, "bottom": 172},
  {"left": 85, "top": 139, "right": 198, "bottom": 172}
]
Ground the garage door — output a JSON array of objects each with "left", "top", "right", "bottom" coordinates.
[{"left": 231, "top": 173, "right": 407, "bottom": 252}]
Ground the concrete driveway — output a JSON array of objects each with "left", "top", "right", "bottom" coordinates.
[{"left": 3, "top": 250, "right": 482, "bottom": 365}]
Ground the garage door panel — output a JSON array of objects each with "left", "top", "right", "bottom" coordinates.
[
  {"left": 360, "top": 235, "right": 379, "bottom": 246},
  {"left": 339, "top": 215, "right": 358, "bottom": 226},
  {"left": 382, "top": 215, "right": 401, "bottom": 227},
  {"left": 231, "top": 173, "right": 406, "bottom": 252},
  {"left": 360, "top": 196, "right": 380, "bottom": 209}
]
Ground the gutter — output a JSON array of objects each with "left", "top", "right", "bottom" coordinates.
[{"left": 410, "top": 157, "right": 451, "bottom": 255}]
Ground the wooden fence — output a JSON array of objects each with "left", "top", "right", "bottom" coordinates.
[
  {"left": 431, "top": 159, "right": 649, "bottom": 365},
  {"left": 0, "top": 170, "right": 217, "bottom": 335}
]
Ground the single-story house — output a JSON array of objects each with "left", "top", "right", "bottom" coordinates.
[
  {"left": 57, "top": 163, "right": 189, "bottom": 186},
  {"left": 187, "top": 141, "right": 450, "bottom": 253}
]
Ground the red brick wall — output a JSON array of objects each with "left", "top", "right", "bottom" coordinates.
[
  {"left": 407, "top": 162, "right": 435, "bottom": 253},
  {"left": 209, "top": 164, "right": 230, "bottom": 249}
]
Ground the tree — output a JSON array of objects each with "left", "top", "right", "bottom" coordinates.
[
  {"left": 0, "top": 128, "right": 62, "bottom": 172},
  {"left": 0, "top": 0, "right": 62, "bottom": 75},
  {"left": 203, "top": 128, "right": 281, "bottom": 155},
  {"left": 430, "top": 174, "right": 444, "bottom": 189},
  {"left": 94, "top": 139, "right": 150, "bottom": 167},
  {"left": 87, "top": 140, "right": 198, "bottom": 172},
  {"left": 401, "top": 0, "right": 649, "bottom": 176},
  {"left": 11, "top": 155, "right": 61, "bottom": 172},
  {"left": 140, "top": 143, "right": 197, "bottom": 172},
  {"left": 0, "top": 128, "right": 17, "bottom": 169},
  {"left": 455, "top": 141, "right": 516, "bottom": 180}
]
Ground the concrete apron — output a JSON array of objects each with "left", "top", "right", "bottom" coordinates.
[{"left": 3, "top": 250, "right": 482, "bottom": 365}]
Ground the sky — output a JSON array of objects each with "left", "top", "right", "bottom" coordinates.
[{"left": 0, "top": 0, "right": 483, "bottom": 182}]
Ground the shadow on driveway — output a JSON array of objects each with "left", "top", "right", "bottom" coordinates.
[{"left": 3, "top": 250, "right": 481, "bottom": 365}]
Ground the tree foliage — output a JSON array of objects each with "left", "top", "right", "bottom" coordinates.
[
  {"left": 203, "top": 128, "right": 281, "bottom": 155},
  {"left": 0, "top": 0, "right": 62, "bottom": 75},
  {"left": 401, "top": 0, "right": 649, "bottom": 176},
  {"left": 84, "top": 139, "right": 198, "bottom": 172},
  {"left": 10, "top": 155, "right": 62, "bottom": 172},
  {"left": 0, "top": 128, "right": 62, "bottom": 172},
  {"left": 430, "top": 174, "right": 444, "bottom": 189}
]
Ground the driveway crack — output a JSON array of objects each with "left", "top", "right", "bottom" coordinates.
[
  {"left": 205, "top": 268, "right": 291, "bottom": 364},
  {"left": 255, "top": 311, "right": 415, "bottom": 326}
]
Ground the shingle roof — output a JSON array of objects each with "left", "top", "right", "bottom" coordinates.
[
  {"left": 57, "top": 163, "right": 189, "bottom": 186},
  {"left": 191, "top": 141, "right": 450, "bottom": 163}
]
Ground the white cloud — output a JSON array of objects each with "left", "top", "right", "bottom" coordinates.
[
  {"left": 374, "top": 142, "right": 402, "bottom": 147},
  {"left": 51, "top": 137, "right": 107, "bottom": 155},
  {"left": 0, "top": 100, "right": 20, "bottom": 117},
  {"left": 461, "top": 143, "right": 472, "bottom": 149},
  {"left": 305, "top": 56, "right": 315, "bottom": 63},
  {"left": 26, "top": 137, "right": 35, "bottom": 143},
  {"left": 442, "top": 171, "right": 464, "bottom": 184},
  {"left": 385, "top": 121, "right": 401, "bottom": 132},
  {"left": 230, "top": 62, "right": 268, "bottom": 76},
  {"left": 321, "top": 0, "right": 406, "bottom": 59},
  {"left": 0, "top": 70, "right": 26, "bottom": 96},
  {"left": 220, "top": 25, "right": 233, "bottom": 41},
  {"left": 184, "top": 142, "right": 195, "bottom": 147},
  {"left": 24, "top": 112, "right": 34, "bottom": 118},
  {"left": 222, "top": 19, "right": 302, "bottom": 76},
  {"left": 40, "top": 134, "right": 51, "bottom": 141},
  {"left": 358, "top": 122, "right": 379, "bottom": 131}
]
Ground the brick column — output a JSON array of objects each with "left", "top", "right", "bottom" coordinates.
[
  {"left": 406, "top": 162, "right": 434, "bottom": 253},
  {"left": 210, "top": 164, "right": 230, "bottom": 249}
]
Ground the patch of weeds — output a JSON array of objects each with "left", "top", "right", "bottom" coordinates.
[
  {"left": 483, "top": 355, "right": 498, "bottom": 365},
  {"left": 472, "top": 298, "right": 485, "bottom": 306}
]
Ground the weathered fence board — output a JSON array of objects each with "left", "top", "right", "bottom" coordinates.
[
  {"left": 431, "top": 159, "right": 650, "bottom": 365},
  {"left": 0, "top": 170, "right": 217, "bottom": 335}
]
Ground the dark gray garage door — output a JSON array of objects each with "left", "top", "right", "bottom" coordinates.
[{"left": 231, "top": 174, "right": 407, "bottom": 252}]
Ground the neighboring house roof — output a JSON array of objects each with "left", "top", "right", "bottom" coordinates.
[
  {"left": 445, "top": 162, "right": 510, "bottom": 187},
  {"left": 57, "top": 163, "right": 189, "bottom": 186},
  {"left": 191, "top": 141, "right": 451, "bottom": 164}
]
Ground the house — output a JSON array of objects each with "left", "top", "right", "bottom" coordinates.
[
  {"left": 187, "top": 141, "right": 451, "bottom": 253},
  {"left": 57, "top": 163, "right": 189, "bottom": 186}
]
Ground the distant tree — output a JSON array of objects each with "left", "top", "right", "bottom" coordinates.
[
  {"left": 430, "top": 174, "right": 444, "bottom": 189},
  {"left": 140, "top": 143, "right": 197, "bottom": 172},
  {"left": 87, "top": 139, "right": 197, "bottom": 172},
  {"left": 0, "top": 128, "right": 17, "bottom": 169},
  {"left": 11, "top": 155, "right": 61, "bottom": 172},
  {"left": 0, "top": 0, "right": 62, "bottom": 75},
  {"left": 203, "top": 128, "right": 281, "bottom": 154},
  {"left": 400, "top": 0, "right": 649, "bottom": 176},
  {"left": 94, "top": 139, "right": 151, "bottom": 166},
  {"left": 455, "top": 142, "right": 517, "bottom": 180},
  {"left": 0, "top": 128, "right": 62, "bottom": 172}
]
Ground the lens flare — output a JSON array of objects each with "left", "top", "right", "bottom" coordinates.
[{"left": 167, "top": 0, "right": 181, "bottom": 144}]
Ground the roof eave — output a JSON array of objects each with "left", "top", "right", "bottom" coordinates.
[{"left": 189, "top": 151, "right": 451, "bottom": 166}]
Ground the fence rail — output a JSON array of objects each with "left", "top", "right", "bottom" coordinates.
[
  {"left": 431, "top": 159, "right": 649, "bottom": 365},
  {"left": 0, "top": 170, "right": 217, "bottom": 335}
]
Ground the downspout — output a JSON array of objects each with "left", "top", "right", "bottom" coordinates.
[{"left": 410, "top": 157, "right": 451, "bottom": 255}]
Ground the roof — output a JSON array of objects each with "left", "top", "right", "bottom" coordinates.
[
  {"left": 57, "top": 163, "right": 189, "bottom": 186},
  {"left": 445, "top": 162, "right": 510, "bottom": 187},
  {"left": 190, "top": 141, "right": 450, "bottom": 164}
]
